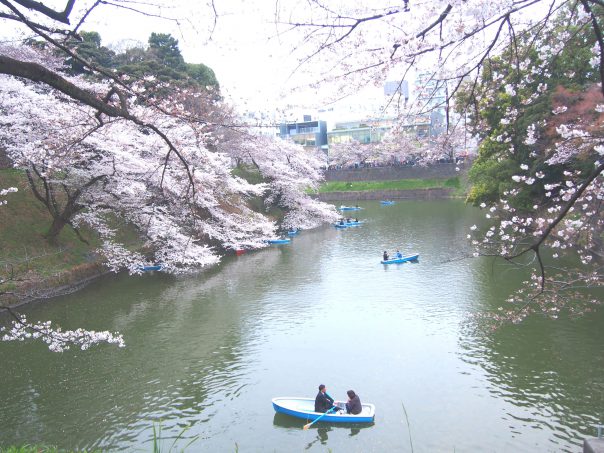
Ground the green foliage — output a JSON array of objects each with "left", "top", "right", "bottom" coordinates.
[
  {"left": 185, "top": 63, "right": 219, "bottom": 87},
  {"left": 460, "top": 4, "right": 600, "bottom": 207},
  {"left": 231, "top": 165, "right": 265, "bottom": 185},
  {"left": 59, "top": 31, "right": 219, "bottom": 92}
]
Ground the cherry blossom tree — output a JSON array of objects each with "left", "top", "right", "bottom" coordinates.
[
  {"left": 219, "top": 133, "right": 339, "bottom": 230},
  {"left": 0, "top": 1, "right": 337, "bottom": 351}
]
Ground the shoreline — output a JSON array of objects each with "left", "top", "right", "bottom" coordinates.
[
  {"left": 314, "top": 187, "right": 457, "bottom": 201},
  {"left": 0, "top": 262, "right": 111, "bottom": 309},
  {"left": 2, "top": 188, "right": 460, "bottom": 309}
]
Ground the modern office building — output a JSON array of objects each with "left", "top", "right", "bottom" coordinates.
[
  {"left": 279, "top": 118, "right": 328, "bottom": 151},
  {"left": 414, "top": 72, "right": 448, "bottom": 136},
  {"left": 327, "top": 119, "right": 392, "bottom": 145}
]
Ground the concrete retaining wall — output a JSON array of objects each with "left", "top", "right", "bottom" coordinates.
[
  {"left": 315, "top": 188, "right": 455, "bottom": 201},
  {"left": 584, "top": 437, "right": 604, "bottom": 453},
  {"left": 324, "top": 163, "right": 464, "bottom": 181}
]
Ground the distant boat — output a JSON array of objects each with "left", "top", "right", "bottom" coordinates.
[
  {"left": 272, "top": 397, "right": 375, "bottom": 424},
  {"left": 266, "top": 238, "right": 291, "bottom": 244},
  {"left": 334, "top": 220, "right": 363, "bottom": 228},
  {"left": 339, "top": 205, "right": 363, "bottom": 211},
  {"left": 381, "top": 253, "right": 419, "bottom": 264},
  {"left": 287, "top": 230, "right": 300, "bottom": 236},
  {"left": 140, "top": 264, "right": 162, "bottom": 271},
  {"left": 380, "top": 200, "right": 395, "bottom": 205}
]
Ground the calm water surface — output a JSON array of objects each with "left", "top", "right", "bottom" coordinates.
[{"left": 1, "top": 200, "right": 602, "bottom": 452}]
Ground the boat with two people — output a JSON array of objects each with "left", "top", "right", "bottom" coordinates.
[
  {"left": 381, "top": 252, "right": 419, "bottom": 264},
  {"left": 272, "top": 397, "right": 375, "bottom": 424}
]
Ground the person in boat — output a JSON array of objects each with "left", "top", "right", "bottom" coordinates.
[
  {"left": 396, "top": 250, "right": 403, "bottom": 259},
  {"left": 345, "top": 390, "right": 362, "bottom": 415},
  {"left": 339, "top": 218, "right": 345, "bottom": 225},
  {"left": 346, "top": 217, "right": 352, "bottom": 223},
  {"left": 354, "top": 218, "right": 359, "bottom": 222},
  {"left": 315, "top": 384, "right": 338, "bottom": 413},
  {"left": 383, "top": 251, "right": 389, "bottom": 261}
]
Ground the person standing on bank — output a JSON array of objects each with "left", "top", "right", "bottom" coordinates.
[
  {"left": 345, "top": 390, "right": 362, "bottom": 415},
  {"left": 315, "top": 384, "right": 338, "bottom": 413}
]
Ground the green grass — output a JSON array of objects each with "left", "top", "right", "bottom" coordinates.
[
  {"left": 317, "top": 177, "right": 461, "bottom": 193},
  {"left": 231, "top": 165, "right": 265, "bottom": 185},
  {"left": 0, "top": 169, "right": 98, "bottom": 278},
  {"left": 0, "top": 169, "right": 142, "bottom": 298}
]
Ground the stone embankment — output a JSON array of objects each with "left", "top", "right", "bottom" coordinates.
[
  {"left": 324, "top": 162, "right": 463, "bottom": 182},
  {"left": 315, "top": 188, "right": 455, "bottom": 201}
]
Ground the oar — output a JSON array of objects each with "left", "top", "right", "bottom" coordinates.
[{"left": 303, "top": 406, "right": 337, "bottom": 430}]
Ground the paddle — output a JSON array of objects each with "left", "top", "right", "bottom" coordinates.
[{"left": 303, "top": 406, "right": 337, "bottom": 430}]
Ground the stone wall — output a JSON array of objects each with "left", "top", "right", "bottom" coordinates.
[
  {"left": 315, "top": 188, "right": 455, "bottom": 201},
  {"left": 324, "top": 162, "right": 464, "bottom": 181}
]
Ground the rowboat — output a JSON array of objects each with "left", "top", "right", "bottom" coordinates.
[
  {"left": 339, "top": 206, "right": 362, "bottom": 211},
  {"left": 380, "top": 200, "right": 395, "bottom": 205},
  {"left": 266, "top": 238, "right": 291, "bottom": 244},
  {"left": 140, "top": 264, "right": 162, "bottom": 271},
  {"left": 287, "top": 230, "right": 300, "bottom": 236},
  {"left": 380, "top": 253, "right": 419, "bottom": 264},
  {"left": 272, "top": 397, "right": 375, "bottom": 424}
]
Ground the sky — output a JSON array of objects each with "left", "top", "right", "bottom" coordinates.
[{"left": 82, "top": 1, "right": 332, "bottom": 115}]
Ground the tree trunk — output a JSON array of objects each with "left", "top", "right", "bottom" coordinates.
[{"left": 44, "top": 215, "right": 69, "bottom": 243}]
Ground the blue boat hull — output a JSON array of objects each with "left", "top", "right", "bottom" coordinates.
[
  {"left": 381, "top": 253, "right": 419, "bottom": 264},
  {"left": 140, "top": 265, "right": 162, "bottom": 271},
  {"left": 267, "top": 239, "right": 291, "bottom": 244},
  {"left": 339, "top": 206, "right": 362, "bottom": 211},
  {"left": 334, "top": 221, "right": 363, "bottom": 228},
  {"left": 272, "top": 397, "right": 375, "bottom": 424},
  {"left": 287, "top": 230, "right": 300, "bottom": 236},
  {"left": 380, "top": 201, "right": 395, "bottom": 205}
]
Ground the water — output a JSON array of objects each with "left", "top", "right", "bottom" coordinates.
[{"left": 1, "top": 200, "right": 602, "bottom": 452}]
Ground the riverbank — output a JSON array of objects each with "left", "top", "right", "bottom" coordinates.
[
  {"left": 315, "top": 187, "right": 456, "bottom": 201},
  {"left": 0, "top": 169, "right": 124, "bottom": 307},
  {"left": 315, "top": 175, "right": 465, "bottom": 201}
]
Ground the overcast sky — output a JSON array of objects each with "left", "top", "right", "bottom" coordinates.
[{"left": 80, "top": 1, "right": 324, "bottom": 113}]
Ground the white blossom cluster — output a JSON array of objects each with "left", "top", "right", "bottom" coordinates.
[
  {"left": 0, "top": 315, "right": 125, "bottom": 352},
  {"left": 0, "top": 186, "right": 17, "bottom": 205}
]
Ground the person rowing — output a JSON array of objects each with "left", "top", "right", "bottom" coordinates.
[
  {"left": 315, "top": 384, "right": 339, "bottom": 413},
  {"left": 383, "top": 251, "right": 389, "bottom": 261},
  {"left": 396, "top": 250, "right": 402, "bottom": 259}
]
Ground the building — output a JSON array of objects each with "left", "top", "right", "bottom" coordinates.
[
  {"left": 279, "top": 118, "right": 328, "bottom": 151},
  {"left": 414, "top": 73, "right": 448, "bottom": 137},
  {"left": 327, "top": 119, "right": 392, "bottom": 146}
]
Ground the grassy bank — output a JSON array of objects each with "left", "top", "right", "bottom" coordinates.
[
  {"left": 0, "top": 169, "right": 140, "bottom": 304},
  {"left": 318, "top": 177, "right": 461, "bottom": 193}
]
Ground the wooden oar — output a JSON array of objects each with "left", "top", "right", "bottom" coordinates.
[{"left": 303, "top": 406, "right": 337, "bottom": 430}]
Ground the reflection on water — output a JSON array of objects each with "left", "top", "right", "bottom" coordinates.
[
  {"left": 0, "top": 200, "right": 602, "bottom": 452},
  {"left": 271, "top": 414, "right": 367, "bottom": 449}
]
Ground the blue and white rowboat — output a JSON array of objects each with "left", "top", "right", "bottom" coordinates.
[
  {"left": 381, "top": 253, "right": 419, "bottom": 264},
  {"left": 272, "top": 397, "right": 375, "bottom": 424},
  {"left": 266, "top": 238, "right": 291, "bottom": 244},
  {"left": 140, "top": 264, "right": 163, "bottom": 272},
  {"left": 339, "top": 206, "right": 363, "bottom": 211},
  {"left": 287, "top": 230, "right": 300, "bottom": 236},
  {"left": 380, "top": 200, "right": 395, "bottom": 205}
]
